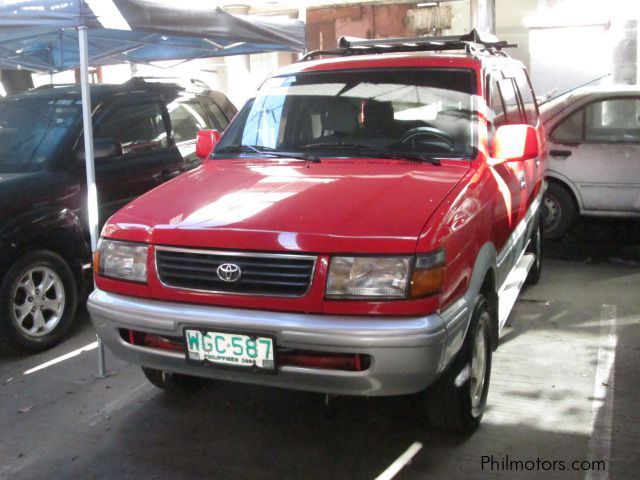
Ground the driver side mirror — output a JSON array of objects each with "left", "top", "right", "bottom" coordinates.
[
  {"left": 491, "top": 124, "right": 539, "bottom": 164},
  {"left": 75, "top": 138, "right": 123, "bottom": 163},
  {"left": 196, "top": 129, "right": 221, "bottom": 160}
]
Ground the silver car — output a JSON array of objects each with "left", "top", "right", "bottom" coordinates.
[{"left": 540, "top": 86, "right": 640, "bottom": 239}]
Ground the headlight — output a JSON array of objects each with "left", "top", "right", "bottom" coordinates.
[
  {"left": 325, "top": 251, "right": 445, "bottom": 299},
  {"left": 96, "top": 239, "right": 148, "bottom": 283},
  {"left": 326, "top": 256, "right": 412, "bottom": 298}
]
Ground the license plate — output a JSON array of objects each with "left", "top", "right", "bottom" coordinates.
[{"left": 184, "top": 329, "right": 275, "bottom": 371}]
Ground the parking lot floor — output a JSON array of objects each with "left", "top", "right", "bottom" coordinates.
[{"left": 1, "top": 222, "right": 639, "bottom": 480}]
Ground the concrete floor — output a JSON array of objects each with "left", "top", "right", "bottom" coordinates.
[{"left": 1, "top": 218, "right": 639, "bottom": 480}]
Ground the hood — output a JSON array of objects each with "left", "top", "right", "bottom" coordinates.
[{"left": 105, "top": 158, "right": 469, "bottom": 253}]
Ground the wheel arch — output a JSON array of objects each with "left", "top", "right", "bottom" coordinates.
[
  {"left": 441, "top": 242, "right": 499, "bottom": 368},
  {"left": 0, "top": 208, "right": 91, "bottom": 291},
  {"left": 545, "top": 172, "right": 582, "bottom": 212}
]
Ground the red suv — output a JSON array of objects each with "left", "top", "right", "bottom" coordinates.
[{"left": 89, "top": 31, "right": 546, "bottom": 433}]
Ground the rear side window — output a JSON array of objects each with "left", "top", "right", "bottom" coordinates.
[
  {"left": 96, "top": 102, "right": 168, "bottom": 155},
  {"left": 585, "top": 98, "right": 640, "bottom": 143},
  {"left": 167, "top": 100, "right": 209, "bottom": 143},
  {"left": 511, "top": 69, "right": 539, "bottom": 126},
  {"left": 497, "top": 78, "right": 525, "bottom": 125}
]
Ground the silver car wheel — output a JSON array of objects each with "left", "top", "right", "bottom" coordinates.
[
  {"left": 470, "top": 314, "right": 488, "bottom": 413},
  {"left": 543, "top": 195, "right": 561, "bottom": 233},
  {"left": 11, "top": 266, "right": 66, "bottom": 338}
]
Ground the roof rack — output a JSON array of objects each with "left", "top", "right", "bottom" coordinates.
[
  {"left": 301, "top": 29, "right": 517, "bottom": 62},
  {"left": 126, "top": 76, "right": 210, "bottom": 89},
  {"left": 34, "top": 83, "right": 79, "bottom": 90}
]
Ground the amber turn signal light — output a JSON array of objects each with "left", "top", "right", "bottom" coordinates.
[
  {"left": 410, "top": 266, "right": 445, "bottom": 298},
  {"left": 93, "top": 250, "right": 100, "bottom": 276}
]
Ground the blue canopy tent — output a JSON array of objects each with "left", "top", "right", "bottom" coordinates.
[
  {"left": 0, "top": 0, "right": 305, "bottom": 373},
  {"left": 0, "top": 0, "right": 305, "bottom": 250},
  {"left": 0, "top": 1, "right": 306, "bottom": 72}
]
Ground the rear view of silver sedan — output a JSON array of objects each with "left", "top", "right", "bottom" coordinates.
[{"left": 540, "top": 86, "right": 640, "bottom": 238}]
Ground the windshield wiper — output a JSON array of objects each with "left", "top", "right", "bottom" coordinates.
[
  {"left": 215, "top": 144, "right": 320, "bottom": 163},
  {"left": 300, "top": 143, "right": 440, "bottom": 165}
]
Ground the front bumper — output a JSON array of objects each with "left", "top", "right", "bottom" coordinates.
[{"left": 88, "top": 289, "right": 448, "bottom": 396}]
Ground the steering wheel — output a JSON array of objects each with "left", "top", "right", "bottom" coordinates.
[{"left": 400, "top": 127, "right": 455, "bottom": 152}]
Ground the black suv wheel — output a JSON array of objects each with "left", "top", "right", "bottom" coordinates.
[
  {"left": 0, "top": 250, "right": 77, "bottom": 352},
  {"left": 424, "top": 295, "right": 492, "bottom": 433}
]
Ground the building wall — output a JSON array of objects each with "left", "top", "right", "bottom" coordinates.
[
  {"left": 524, "top": 0, "right": 638, "bottom": 97},
  {"left": 495, "top": 0, "right": 537, "bottom": 71},
  {"left": 306, "top": 2, "right": 467, "bottom": 51}
]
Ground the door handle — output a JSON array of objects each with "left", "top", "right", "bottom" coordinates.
[
  {"left": 550, "top": 149, "right": 572, "bottom": 159},
  {"left": 519, "top": 170, "right": 527, "bottom": 189}
]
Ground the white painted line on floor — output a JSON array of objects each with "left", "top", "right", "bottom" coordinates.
[
  {"left": 88, "top": 381, "right": 153, "bottom": 426},
  {"left": 375, "top": 442, "right": 423, "bottom": 480},
  {"left": 585, "top": 304, "right": 617, "bottom": 480},
  {"left": 23, "top": 341, "right": 98, "bottom": 375}
]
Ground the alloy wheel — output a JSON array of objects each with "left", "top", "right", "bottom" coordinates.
[
  {"left": 542, "top": 195, "right": 561, "bottom": 233},
  {"left": 470, "top": 315, "right": 488, "bottom": 416},
  {"left": 11, "top": 266, "right": 66, "bottom": 338}
]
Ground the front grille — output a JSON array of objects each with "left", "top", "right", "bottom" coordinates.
[{"left": 155, "top": 247, "right": 316, "bottom": 297}]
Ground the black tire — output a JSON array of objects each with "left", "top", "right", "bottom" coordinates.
[
  {"left": 0, "top": 250, "right": 77, "bottom": 352},
  {"left": 542, "top": 182, "right": 576, "bottom": 240},
  {"left": 525, "top": 216, "right": 543, "bottom": 285},
  {"left": 141, "top": 367, "right": 204, "bottom": 392},
  {"left": 425, "top": 296, "right": 492, "bottom": 434}
]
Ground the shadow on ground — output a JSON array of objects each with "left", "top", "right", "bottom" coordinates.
[{"left": 544, "top": 217, "right": 640, "bottom": 264}]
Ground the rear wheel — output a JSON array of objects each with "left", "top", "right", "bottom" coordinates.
[
  {"left": 141, "top": 367, "right": 204, "bottom": 392},
  {"left": 425, "top": 296, "right": 492, "bottom": 433},
  {"left": 0, "top": 251, "right": 77, "bottom": 352},
  {"left": 525, "top": 216, "right": 543, "bottom": 285}
]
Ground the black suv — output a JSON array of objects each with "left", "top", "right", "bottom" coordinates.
[{"left": 0, "top": 79, "right": 235, "bottom": 351}]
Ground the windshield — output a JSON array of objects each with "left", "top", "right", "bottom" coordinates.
[
  {"left": 216, "top": 68, "right": 477, "bottom": 159},
  {"left": 0, "top": 96, "right": 81, "bottom": 173}
]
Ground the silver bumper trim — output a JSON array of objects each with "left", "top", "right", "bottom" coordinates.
[{"left": 88, "top": 289, "right": 448, "bottom": 396}]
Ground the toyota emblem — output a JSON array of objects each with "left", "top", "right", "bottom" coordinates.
[{"left": 217, "top": 263, "right": 242, "bottom": 282}]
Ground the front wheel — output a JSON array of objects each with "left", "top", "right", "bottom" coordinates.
[
  {"left": 424, "top": 296, "right": 492, "bottom": 433},
  {"left": 0, "top": 251, "right": 77, "bottom": 352},
  {"left": 542, "top": 183, "right": 576, "bottom": 240},
  {"left": 142, "top": 367, "right": 204, "bottom": 392}
]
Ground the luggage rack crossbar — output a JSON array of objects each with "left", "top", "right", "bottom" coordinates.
[{"left": 301, "top": 29, "right": 517, "bottom": 62}]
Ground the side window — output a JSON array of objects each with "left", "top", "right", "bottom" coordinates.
[
  {"left": 167, "top": 100, "right": 209, "bottom": 143},
  {"left": 487, "top": 73, "right": 506, "bottom": 134},
  {"left": 511, "top": 69, "right": 539, "bottom": 126},
  {"left": 96, "top": 102, "right": 168, "bottom": 155},
  {"left": 550, "top": 109, "right": 584, "bottom": 143},
  {"left": 584, "top": 98, "right": 640, "bottom": 143},
  {"left": 497, "top": 78, "right": 526, "bottom": 125},
  {"left": 202, "top": 99, "right": 230, "bottom": 131}
]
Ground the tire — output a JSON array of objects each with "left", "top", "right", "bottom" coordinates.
[
  {"left": 525, "top": 216, "right": 542, "bottom": 285},
  {"left": 425, "top": 296, "right": 492, "bottom": 434},
  {"left": 141, "top": 367, "right": 204, "bottom": 392},
  {"left": 542, "top": 183, "right": 576, "bottom": 240},
  {"left": 0, "top": 250, "right": 77, "bottom": 352}
]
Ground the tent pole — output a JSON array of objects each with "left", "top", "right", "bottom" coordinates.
[
  {"left": 77, "top": 25, "right": 98, "bottom": 253},
  {"left": 78, "top": 26, "right": 110, "bottom": 379}
]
